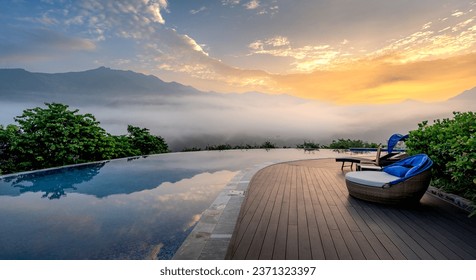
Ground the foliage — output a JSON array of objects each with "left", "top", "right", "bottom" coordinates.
[
  {"left": 126, "top": 125, "right": 168, "bottom": 155},
  {"left": 181, "top": 147, "right": 202, "bottom": 152},
  {"left": 296, "top": 141, "right": 320, "bottom": 150},
  {"left": 328, "top": 138, "right": 379, "bottom": 149},
  {"left": 2, "top": 103, "right": 114, "bottom": 173},
  {"left": 0, "top": 103, "right": 169, "bottom": 175},
  {"left": 259, "top": 141, "right": 277, "bottom": 150},
  {"left": 406, "top": 112, "right": 476, "bottom": 216},
  {"left": 0, "top": 124, "right": 21, "bottom": 174},
  {"left": 205, "top": 144, "right": 233, "bottom": 151},
  {"left": 204, "top": 141, "right": 278, "bottom": 151}
]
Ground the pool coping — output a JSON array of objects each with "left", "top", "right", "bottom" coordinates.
[{"left": 172, "top": 161, "right": 278, "bottom": 260}]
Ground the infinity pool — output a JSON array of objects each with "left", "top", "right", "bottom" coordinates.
[{"left": 0, "top": 149, "right": 339, "bottom": 260}]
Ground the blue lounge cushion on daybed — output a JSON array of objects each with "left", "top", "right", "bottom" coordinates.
[
  {"left": 382, "top": 154, "right": 433, "bottom": 185},
  {"left": 384, "top": 165, "right": 410, "bottom": 177}
]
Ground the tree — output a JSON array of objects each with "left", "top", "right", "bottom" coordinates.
[
  {"left": 328, "top": 138, "right": 378, "bottom": 149},
  {"left": 5, "top": 103, "right": 114, "bottom": 173},
  {"left": 0, "top": 103, "right": 170, "bottom": 175},
  {"left": 0, "top": 124, "right": 21, "bottom": 174},
  {"left": 126, "top": 125, "right": 169, "bottom": 155}
]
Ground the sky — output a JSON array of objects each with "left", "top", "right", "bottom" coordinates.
[{"left": 1, "top": 0, "right": 476, "bottom": 104}]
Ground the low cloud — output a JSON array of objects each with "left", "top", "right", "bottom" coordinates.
[{"left": 3, "top": 88, "right": 473, "bottom": 152}]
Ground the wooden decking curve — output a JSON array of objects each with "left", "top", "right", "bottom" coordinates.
[{"left": 225, "top": 159, "right": 476, "bottom": 260}]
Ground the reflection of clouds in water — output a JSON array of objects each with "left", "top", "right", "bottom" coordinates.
[
  {"left": 185, "top": 214, "right": 202, "bottom": 231},
  {"left": 0, "top": 170, "right": 237, "bottom": 259},
  {"left": 146, "top": 243, "right": 164, "bottom": 260}
]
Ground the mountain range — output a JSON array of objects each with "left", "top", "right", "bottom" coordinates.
[
  {"left": 0, "top": 67, "right": 204, "bottom": 105},
  {"left": 1, "top": 66, "right": 474, "bottom": 104}
]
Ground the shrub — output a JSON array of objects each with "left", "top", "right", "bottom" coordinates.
[
  {"left": 406, "top": 112, "right": 476, "bottom": 215},
  {"left": 328, "top": 138, "right": 379, "bottom": 149},
  {"left": 296, "top": 141, "right": 320, "bottom": 150}
]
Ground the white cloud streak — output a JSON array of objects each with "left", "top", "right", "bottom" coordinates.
[{"left": 244, "top": 0, "right": 260, "bottom": 10}]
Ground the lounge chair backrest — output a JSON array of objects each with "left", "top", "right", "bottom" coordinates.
[
  {"left": 375, "top": 145, "right": 382, "bottom": 166},
  {"left": 382, "top": 154, "right": 433, "bottom": 185}
]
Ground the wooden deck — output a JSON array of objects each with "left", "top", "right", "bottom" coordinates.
[{"left": 225, "top": 159, "right": 476, "bottom": 260}]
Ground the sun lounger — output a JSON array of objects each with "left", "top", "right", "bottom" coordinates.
[{"left": 345, "top": 154, "right": 433, "bottom": 204}]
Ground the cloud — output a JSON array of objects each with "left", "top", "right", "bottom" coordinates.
[
  {"left": 0, "top": 28, "right": 96, "bottom": 62},
  {"left": 271, "top": 52, "right": 476, "bottom": 104},
  {"left": 248, "top": 36, "right": 344, "bottom": 72},
  {"left": 244, "top": 0, "right": 260, "bottom": 10},
  {"left": 190, "top": 6, "right": 207, "bottom": 15},
  {"left": 147, "top": 0, "right": 168, "bottom": 24},
  {"left": 222, "top": 0, "right": 241, "bottom": 6}
]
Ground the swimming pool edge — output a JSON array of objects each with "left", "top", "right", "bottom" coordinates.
[{"left": 172, "top": 161, "right": 277, "bottom": 260}]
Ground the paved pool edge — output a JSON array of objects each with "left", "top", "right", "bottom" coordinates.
[{"left": 172, "top": 161, "right": 276, "bottom": 260}]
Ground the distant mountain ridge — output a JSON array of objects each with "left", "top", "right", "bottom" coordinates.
[
  {"left": 0, "top": 67, "right": 203, "bottom": 105},
  {"left": 0, "top": 67, "right": 308, "bottom": 106},
  {"left": 0, "top": 67, "right": 474, "bottom": 105},
  {"left": 449, "top": 86, "right": 476, "bottom": 101}
]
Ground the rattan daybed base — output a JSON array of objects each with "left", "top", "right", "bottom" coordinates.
[{"left": 345, "top": 169, "right": 432, "bottom": 205}]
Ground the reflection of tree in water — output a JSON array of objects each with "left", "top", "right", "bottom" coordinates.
[{"left": 2, "top": 162, "right": 106, "bottom": 199}]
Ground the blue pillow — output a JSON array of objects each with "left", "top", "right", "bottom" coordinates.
[{"left": 384, "top": 166, "right": 410, "bottom": 177}]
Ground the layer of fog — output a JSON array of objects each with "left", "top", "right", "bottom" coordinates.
[{"left": 1, "top": 92, "right": 474, "bottom": 151}]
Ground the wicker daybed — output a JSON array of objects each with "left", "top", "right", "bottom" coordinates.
[{"left": 345, "top": 154, "right": 433, "bottom": 205}]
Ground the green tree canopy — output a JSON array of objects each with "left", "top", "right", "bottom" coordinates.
[
  {"left": 0, "top": 103, "right": 169, "bottom": 175},
  {"left": 7, "top": 103, "right": 114, "bottom": 172},
  {"left": 126, "top": 125, "right": 169, "bottom": 155}
]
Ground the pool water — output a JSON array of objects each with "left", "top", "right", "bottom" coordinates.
[{"left": 0, "top": 149, "right": 339, "bottom": 259}]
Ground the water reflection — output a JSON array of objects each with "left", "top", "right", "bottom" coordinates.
[
  {"left": 0, "top": 170, "right": 236, "bottom": 259},
  {"left": 1, "top": 163, "right": 106, "bottom": 199},
  {"left": 0, "top": 149, "right": 337, "bottom": 199}
]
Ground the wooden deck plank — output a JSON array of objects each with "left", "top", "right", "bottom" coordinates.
[
  {"left": 301, "top": 166, "right": 326, "bottom": 259},
  {"left": 285, "top": 166, "right": 299, "bottom": 259},
  {"left": 306, "top": 166, "right": 339, "bottom": 259},
  {"left": 229, "top": 166, "right": 277, "bottom": 258},
  {"left": 226, "top": 159, "right": 476, "bottom": 260},
  {"left": 361, "top": 206, "right": 419, "bottom": 260},
  {"left": 296, "top": 167, "right": 312, "bottom": 259},
  {"left": 246, "top": 165, "right": 284, "bottom": 259},
  {"left": 259, "top": 164, "right": 287, "bottom": 260},
  {"left": 318, "top": 168, "right": 390, "bottom": 260},
  {"left": 272, "top": 164, "right": 292, "bottom": 260},
  {"left": 411, "top": 196, "right": 476, "bottom": 251},
  {"left": 398, "top": 207, "right": 476, "bottom": 259}
]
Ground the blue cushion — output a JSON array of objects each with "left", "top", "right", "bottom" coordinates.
[
  {"left": 384, "top": 166, "right": 410, "bottom": 177},
  {"left": 382, "top": 154, "right": 433, "bottom": 185}
]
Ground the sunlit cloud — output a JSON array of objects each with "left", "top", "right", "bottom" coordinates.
[
  {"left": 147, "top": 0, "right": 168, "bottom": 24},
  {"left": 244, "top": 0, "right": 260, "bottom": 10},
  {"left": 248, "top": 36, "right": 345, "bottom": 72}
]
